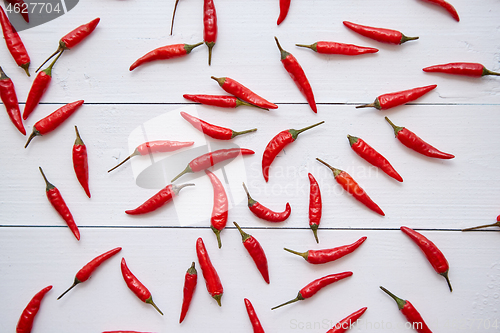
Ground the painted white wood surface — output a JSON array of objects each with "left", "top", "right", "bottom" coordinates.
[{"left": 1, "top": 0, "right": 499, "bottom": 332}]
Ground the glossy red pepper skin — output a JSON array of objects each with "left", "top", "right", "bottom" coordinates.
[
  {"left": 58, "top": 247, "right": 122, "bottom": 300},
  {"left": 6, "top": 0, "right": 29, "bottom": 22},
  {"left": 348, "top": 135, "right": 403, "bottom": 182},
  {"left": 244, "top": 298, "right": 265, "bottom": 333},
  {"left": 183, "top": 94, "right": 263, "bottom": 109},
  {"left": 308, "top": 173, "right": 322, "bottom": 243},
  {"left": 181, "top": 111, "right": 257, "bottom": 140},
  {"left": 234, "top": 222, "right": 270, "bottom": 284},
  {"left": 16, "top": 285, "right": 52, "bottom": 333},
  {"left": 73, "top": 126, "right": 91, "bottom": 198},
  {"left": 284, "top": 236, "right": 367, "bottom": 264},
  {"left": 129, "top": 43, "right": 203, "bottom": 71},
  {"left": 179, "top": 262, "right": 197, "bottom": 323},
  {"left": 401, "top": 226, "right": 452, "bottom": 291},
  {"left": 0, "top": 7, "right": 30, "bottom": 75},
  {"left": 420, "top": 0, "right": 459, "bottom": 21},
  {"left": 357, "top": 85, "right": 437, "bottom": 110},
  {"left": 275, "top": 37, "right": 317, "bottom": 113},
  {"left": 39, "top": 167, "right": 80, "bottom": 240},
  {"left": 385, "top": 117, "right": 455, "bottom": 159},
  {"left": 0, "top": 67, "right": 25, "bottom": 135},
  {"left": 327, "top": 307, "right": 367, "bottom": 333},
  {"left": 206, "top": 170, "right": 228, "bottom": 248},
  {"left": 243, "top": 183, "right": 291, "bottom": 222},
  {"left": 423, "top": 62, "right": 500, "bottom": 77},
  {"left": 343, "top": 21, "right": 418, "bottom": 45},
  {"left": 272, "top": 272, "right": 353, "bottom": 310},
  {"left": 203, "top": 0, "right": 217, "bottom": 65},
  {"left": 317, "top": 158, "right": 385, "bottom": 216},
  {"left": 262, "top": 121, "right": 324, "bottom": 182},
  {"left": 120, "top": 258, "right": 163, "bottom": 315},
  {"left": 296, "top": 41, "right": 378, "bottom": 55},
  {"left": 196, "top": 237, "right": 223, "bottom": 306},
  {"left": 25, "top": 100, "right": 85, "bottom": 148},
  {"left": 211, "top": 76, "right": 278, "bottom": 109},
  {"left": 277, "top": 0, "right": 291, "bottom": 25},
  {"left": 125, "top": 183, "right": 194, "bottom": 215}
]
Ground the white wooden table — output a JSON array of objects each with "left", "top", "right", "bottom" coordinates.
[{"left": 1, "top": 0, "right": 499, "bottom": 332}]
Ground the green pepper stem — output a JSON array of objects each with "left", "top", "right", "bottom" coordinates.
[
  {"left": 43, "top": 49, "right": 64, "bottom": 76},
  {"left": 384, "top": 116, "right": 404, "bottom": 136},
  {"left": 185, "top": 42, "right": 203, "bottom": 54},
  {"left": 36, "top": 48, "right": 63, "bottom": 73},
  {"left": 213, "top": 294, "right": 222, "bottom": 306},
  {"left": 233, "top": 221, "right": 251, "bottom": 242},
  {"left": 400, "top": 34, "right": 419, "bottom": 44},
  {"left": 289, "top": 121, "right": 325, "bottom": 140},
  {"left": 206, "top": 42, "right": 215, "bottom": 65},
  {"left": 171, "top": 165, "right": 193, "bottom": 182},
  {"left": 146, "top": 296, "right": 163, "bottom": 315},
  {"left": 380, "top": 286, "right": 406, "bottom": 310},
  {"left": 295, "top": 43, "right": 317, "bottom": 52},
  {"left": 170, "top": 0, "right": 180, "bottom": 35},
  {"left": 440, "top": 271, "right": 453, "bottom": 292},
  {"left": 271, "top": 292, "right": 304, "bottom": 310},
  {"left": 483, "top": 68, "right": 500, "bottom": 76},
  {"left": 57, "top": 278, "right": 80, "bottom": 300},
  {"left": 107, "top": 148, "right": 140, "bottom": 173},
  {"left": 39, "top": 167, "right": 55, "bottom": 191},
  {"left": 316, "top": 158, "right": 342, "bottom": 177},
  {"left": 211, "top": 226, "right": 223, "bottom": 248},
  {"left": 462, "top": 222, "right": 500, "bottom": 231},
  {"left": 310, "top": 223, "right": 319, "bottom": 243},
  {"left": 274, "top": 36, "right": 290, "bottom": 60},
  {"left": 242, "top": 182, "right": 257, "bottom": 206},
  {"left": 231, "top": 128, "right": 257, "bottom": 139},
  {"left": 283, "top": 248, "right": 308, "bottom": 261}
]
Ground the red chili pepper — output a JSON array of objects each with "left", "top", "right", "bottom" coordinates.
[
  {"left": 25, "top": 100, "right": 85, "bottom": 148},
  {"left": 179, "top": 262, "right": 197, "bottom": 323},
  {"left": 16, "top": 285, "right": 52, "bottom": 333},
  {"left": 39, "top": 167, "right": 80, "bottom": 240},
  {"left": 343, "top": 21, "right": 418, "bottom": 45},
  {"left": 120, "top": 257, "right": 163, "bottom": 315},
  {"left": 125, "top": 183, "right": 194, "bottom": 215},
  {"left": 400, "top": 226, "right": 452, "bottom": 291},
  {"left": 380, "top": 287, "right": 433, "bottom": 333},
  {"left": 5, "top": 0, "right": 29, "bottom": 22},
  {"left": 284, "top": 236, "right": 367, "bottom": 264},
  {"left": 244, "top": 298, "right": 265, "bottom": 333},
  {"left": 242, "top": 182, "right": 291, "bottom": 223},
  {"left": 58, "top": 247, "right": 122, "bottom": 300},
  {"left": 271, "top": 271, "right": 353, "bottom": 310},
  {"left": 327, "top": 307, "right": 367, "bottom": 333},
  {"left": 129, "top": 42, "right": 203, "bottom": 71},
  {"left": 183, "top": 94, "right": 267, "bottom": 110},
  {"left": 234, "top": 222, "right": 270, "bottom": 284},
  {"left": 206, "top": 170, "right": 228, "bottom": 248},
  {"left": 420, "top": 0, "right": 459, "bottom": 21},
  {"left": 423, "top": 62, "right": 500, "bottom": 77},
  {"left": 356, "top": 85, "right": 437, "bottom": 110},
  {"left": 196, "top": 237, "right": 223, "bottom": 306},
  {"left": 262, "top": 121, "right": 324, "bottom": 182},
  {"left": 72, "top": 126, "right": 91, "bottom": 198},
  {"left": 0, "top": 6, "right": 30, "bottom": 75},
  {"left": 211, "top": 76, "right": 278, "bottom": 110},
  {"left": 203, "top": 0, "right": 217, "bottom": 65},
  {"left": 277, "top": 0, "right": 291, "bottom": 25},
  {"left": 0, "top": 66, "right": 25, "bottom": 135},
  {"left": 170, "top": 0, "right": 181, "bottom": 35},
  {"left": 308, "top": 173, "right": 322, "bottom": 243},
  {"left": 23, "top": 51, "right": 63, "bottom": 120},
  {"left": 316, "top": 158, "right": 385, "bottom": 216},
  {"left": 275, "top": 37, "right": 317, "bottom": 113},
  {"left": 462, "top": 215, "right": 500, "bottom": 231},
  {"left": 296, "top": 41, "right": 378, "bottom": 55},
  {"left": 181, "top": 111, "right": 257, "bottom": 140},
  {"left": 171, "top": 148, "right": 255, "bottom": 182},
  {"left": 36, "top": 18, "right": 100, "bottom": 72},
  {"left": 385, "top": 117, "right": 455, "bottom": 159},
  {"left": 347, "top": 135, "right": 403, "bottom": 182}
]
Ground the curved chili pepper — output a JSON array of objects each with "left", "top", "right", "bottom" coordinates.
[
  {"left": 125, "top": 183, "right": 194, "bottom": 215},
  {"left": 272, "top": 271, "right": 353, "bottom": 310},
  {"left": 343, "top": 21, "right": 418, "bottom": 45},
  {"left": 423, "top": 62, "right": 500, "bottom": 77},
  {"left": 121, "top": 258, "right": 163, "bottom": 315},
  {"left": 380, "top": 287, "right": 432, "bottom": 333},
  {"left": 23, "top": 51, "right": 63, "bottom": 120},
  {"left": 108, "top": 140, "right": 194, "bottom": 172},
  {"left": 348, "top": 135, "right": 403, "bottom": 182},
  {"left": 0, "top": 66, "right": 25, "bottom": 135},
  {"left": 203, "top": 0, "right": 217, "bottom": 65},
  {"left": 275, "top": 37, "right": 317, "bottom": 113},
  {"left": 58, "top": 247, "right": 122, "bottom": 300},
  {"left": 308, "top": 173, "right": 322, "bottom": 243},
  {"left": 385, "top": 117, "right": 454, "bottom": 159},
  {"left": 25, "top": 100, "right": 85, "bottom": 148},
  {"left": 170, "top": 0, "right": 181, "bottom": 35},
  {"left": 179, "top": 262, "right": 197, "bottom": 323},
  {"left": 234, "top": 222, "right": 270, "bottom": 284},
  {"left": 244, "top": 298, "right": 265, "bottom": 333},
  {"left": 6, "top": 0, "right": 29, "bottom": 22},
  {"left": 181, "top": 111, "right": 257, "bottom": 140},
  {"left": 327, "top": 307, "right": 367, "bottom": 333},
  {"left": 39, "top": 167, "right": 80, "bottom": 240},
  {"left": 129, "top": 42, "right": 203, "bottom": 71},
  {"left": 242, "top": 182, "right": 291, "bottom": 222},
  {"left": 420, "top": 0, "right": 459, "bottom": 21},
  {"left": 284, "top": 236, "right": 367, "bottom": 264},
  {"left": 206, "top": 170, "right": 228, "bottom": 248},
  {"left": 171, "top": 148, "right": 255, "bottom": 182},
  {"left": 211, "top": 76, "right": 278, "bottom": 109},
  {"left": 356, "top": 85, "right": 437, "bottom": 110},
  {"left": 316, "top": 158, "right": 385, "bottom": 216},
  {"left": 263, "top": 121, "right": 324, "bottom": 182},
  {"left": 462, "top": 215, "right": 500, "bottom": 231},
  {"left": 196, "top": 237, "right": 223, "bottom": 306},
  {"left": 0, "top": 6, "right": 30, "bottom": 75},
  {"left": 400, "top": 226, "right": 452, "bottom": 291},
  {"left": 16, "top": 285, "right": 52, "bottom": 333},
  {"left": 72, "top": 126, "right": 91, "bottom": 198},
  {"left": 36, "top": 18, "right": 100, "bottom": 72},
  {"left": 183, "top": 94, "right": 267, "bottom": 110},
  {"left": 277, "top": 0, "right": 291, "bottom": 25},
  {"left": 296, "top": 41, "right": 378, "bottom": 55}
]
